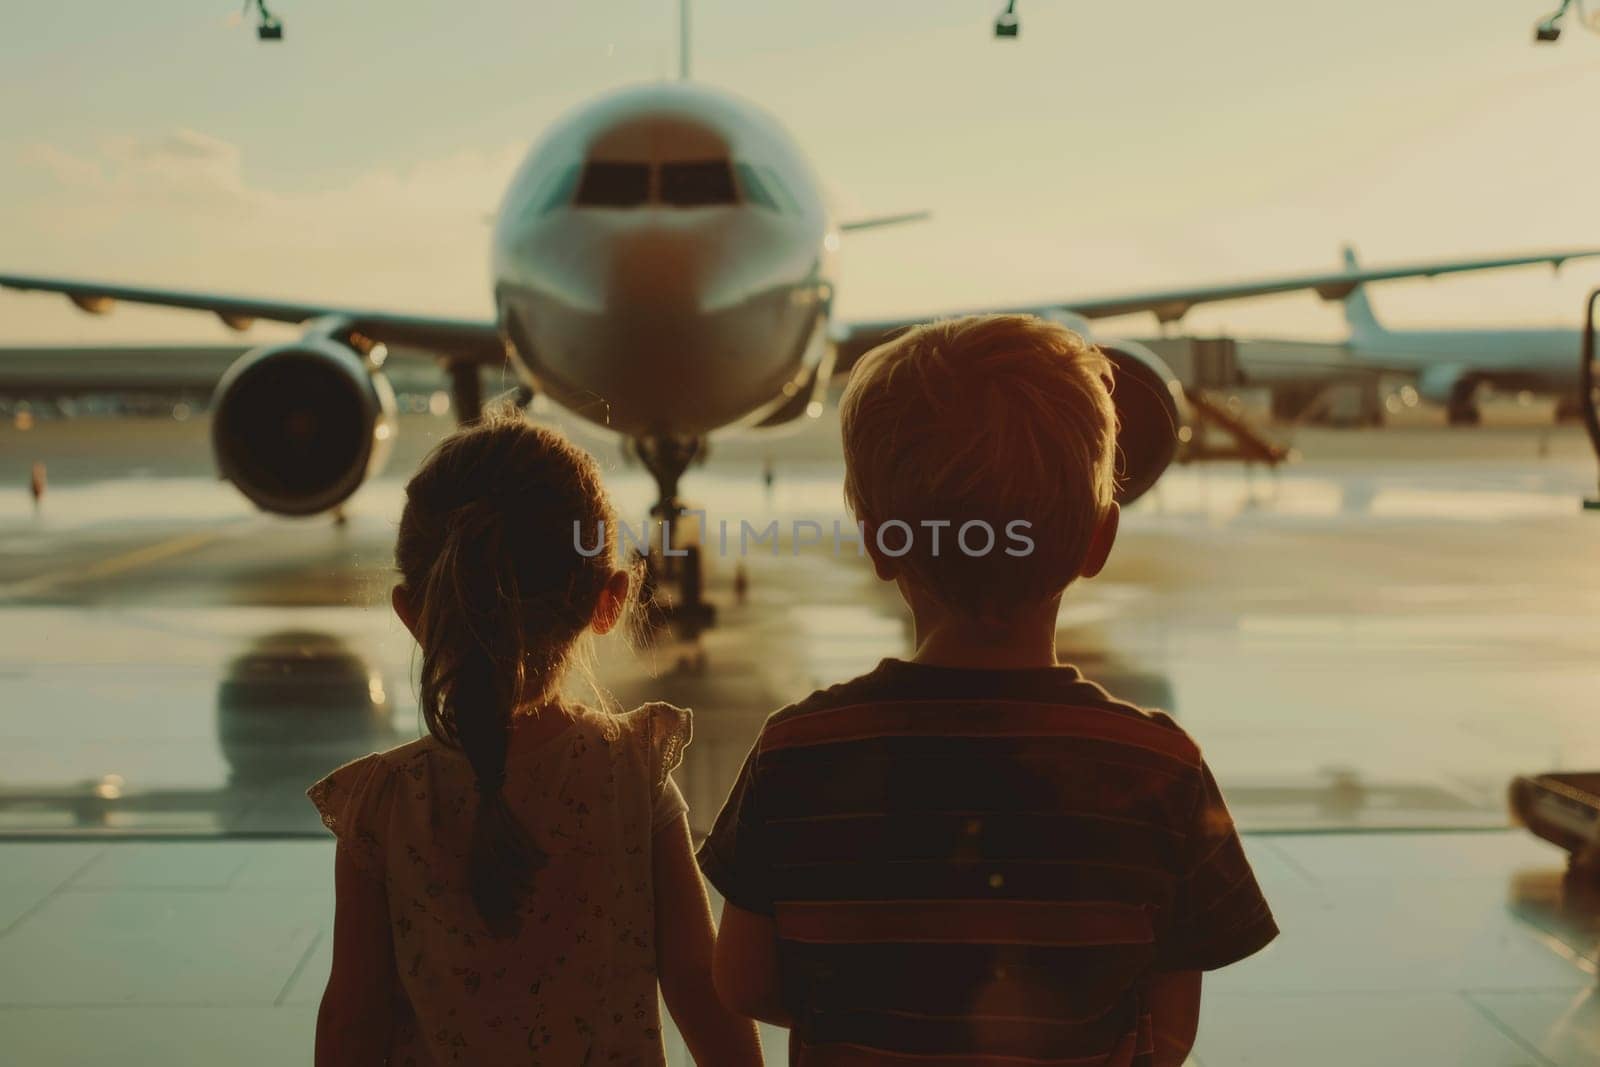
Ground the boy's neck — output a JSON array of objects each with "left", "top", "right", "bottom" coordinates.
[{"left": 904, "top": 591, "right": 1062, "bottom": 670}]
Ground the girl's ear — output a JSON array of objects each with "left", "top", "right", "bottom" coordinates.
[
  {"left": 392, "top": 584, "right": 421, "bottom": 640},
  {"left": 589, "top": 569, "right": 632, "bottom": 636}
]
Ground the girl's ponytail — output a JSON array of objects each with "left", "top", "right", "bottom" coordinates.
[{"left": 398, "top": 413, "right": 618, "bottom": 939}]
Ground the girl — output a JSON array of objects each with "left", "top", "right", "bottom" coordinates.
[{"left": 309, "top": 413, "right": 763, "bottom": 1066}]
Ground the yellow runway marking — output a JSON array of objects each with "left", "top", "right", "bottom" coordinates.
[{"left": 0, "top": 526, "right": 239, "bottom": 600}]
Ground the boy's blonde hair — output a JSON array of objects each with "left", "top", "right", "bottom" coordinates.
[{"left": 839, "top": 314, "right": 1118, "bottom": 618}]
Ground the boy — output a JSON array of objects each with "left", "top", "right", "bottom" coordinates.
[{"left": 697, "top": 314, "right": 1277, "bottom": 1065}]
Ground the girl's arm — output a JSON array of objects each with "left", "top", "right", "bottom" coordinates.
[
  {"left": 654, "top": 814, "right": 765, "bottom": 1066},
  {"left": 315, "top": 848, "right": 397, "bottom": 1067},
  {"left": 1149, "top": 969, "right": 1202, "bottom": 1067}
]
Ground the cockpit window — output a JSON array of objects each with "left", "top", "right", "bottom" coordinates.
[
  {"left": 575, "top": 162, "right": 651, "bottom": 207},
  {"left": 758, "top": 164, "right": 799, "bottom": 214},
  {"left": 538, "top": 163, "right": 582, "bottom": 214},
  {"left": 561, "top": 158, "right": 752, "bottom": 210},
  {"left": 660, "top": 160, "right": 738, "bottom": 206},
  {"left": 734, "top": 162, "right": 777, "bottom": 212}
]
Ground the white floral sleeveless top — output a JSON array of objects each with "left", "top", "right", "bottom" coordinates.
[{"left": 308, "top": 702, "right": 691, "bottom": 1067}]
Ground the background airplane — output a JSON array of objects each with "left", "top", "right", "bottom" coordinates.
[
  {"left": 3, "top": 81, "right": 1597, "bottom": 523},
  {"left": 1338, "top": 247, "right": 1589, "bottom": 424}
]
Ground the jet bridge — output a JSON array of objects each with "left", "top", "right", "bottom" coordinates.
[{"left": 1137, "top": 336, "right": 1292, "bottom": 466}]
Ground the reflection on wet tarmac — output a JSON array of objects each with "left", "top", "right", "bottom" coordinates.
[
  {"left": 216, "top": 631, "right": 405, "bottom": 787},
  {"left": 2, "top": 417, "right": 1600, "bottom": 836},
  {"left": 0, "top": 630, "right": 415, "bottom": 833}
]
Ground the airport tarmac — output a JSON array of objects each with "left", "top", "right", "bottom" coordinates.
[
  {"left": 1, "top": 409, "right": 1598, "bottom": 1064},
  {"left": 0, "top": 409, "right": 1597, "bottom": 835}
]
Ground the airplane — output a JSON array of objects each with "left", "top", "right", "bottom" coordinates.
[
  {"left": 1338, "top": 247, "right": 1589, "bottom": 424},
  {"left": 4, "top": 81, "right": 1598, "bottom": 525}
]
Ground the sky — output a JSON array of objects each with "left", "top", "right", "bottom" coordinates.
[{"left": 2, "top": 0, "right": 1600, "bottom": 344}]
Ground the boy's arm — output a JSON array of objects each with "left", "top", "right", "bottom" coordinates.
[
  {"left": 316, "top": 848, "right": 396, "bottom": 1067},
  {"left": 1150, "top": 760, "right": 1275, "bottom": 1067},
  {"left": 654, "top": 814, "right": 765, "bottom": 1065},
  {"left": 1161, "top": 761, "right": 1278, "bottom": 973},
  {"left": 713, "top": 900, "right": 791, "bottom": 1027},
  {"left": 1148, "top": 969, "right": 1202, "bottom": 1067}
]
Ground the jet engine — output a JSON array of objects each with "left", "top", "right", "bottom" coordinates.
[
  {"left": 1098, "top": 341, "right": 1189, "bottom": 505},
  {"left": 210, "top": 338, "right": 396, "bottom": 516}
]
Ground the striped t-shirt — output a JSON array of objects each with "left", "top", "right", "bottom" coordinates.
[{"left": 697, "top": 658, "right": 1277, "bottom": 1066}]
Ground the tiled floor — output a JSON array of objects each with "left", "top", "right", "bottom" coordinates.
[
  {"left": 0, "top": 832, "right": 1593, "bottom": 1066},
  {"left": 1195, "top": 834, "right": 1598, "bottom": 1066}
]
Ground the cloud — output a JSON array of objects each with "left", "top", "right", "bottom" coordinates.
[
  {"left": 21, "top": 128, "right": 253, "bottom": 210},
  {"left": 1, "top": 129, "right": 526, "bottom": 340},
  {"left": 17, "top": 126, "right": 526, "bottom": 237},
  {"left": 127, "top": 129, "right": 239, "bottom": 163}
]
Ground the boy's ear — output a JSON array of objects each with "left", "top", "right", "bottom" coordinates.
[
  {"left": 391, "top": 584, "right": 420, "bottom": 640},
  {"left": 1077, "top": 503, "right": 1120, "bottom": 580},
  {"left": 589, "top": 568, "right": 632, "bottom": 636},
  {"left": 860, "top": 519, "right": 901, "bottom": 582}
]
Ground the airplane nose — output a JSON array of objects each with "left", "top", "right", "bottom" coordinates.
[
  {"left": 606, "top": 225, "right": 710, "bottom": 318},
  {"left": 495, "top": 206, "right": 821, "bottom": 437}
]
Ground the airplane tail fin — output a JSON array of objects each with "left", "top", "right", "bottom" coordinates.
[{"left": 1341, "top": 245, "right": 1385, "bottom": 341}]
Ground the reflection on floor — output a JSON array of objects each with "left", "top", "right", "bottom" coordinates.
[
  {"left": 0, "top": 832, "right": 1594, "bottom": 1066},
  {"left": 3, "top": 420, "right": 1600, "bottom": 835}
]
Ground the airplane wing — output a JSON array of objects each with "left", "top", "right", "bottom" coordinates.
[
  {"left": 0, "top": 342, "right": 477, "bottom": 397},
  {"left": 834, "top": 248, "right": 1600, "bottom": 373},
  {"left": 839, "top": 210, "right": 932, "bottom": 233},
  {"left": 0, "top": 273, "right": 505, "bottom": 364}
]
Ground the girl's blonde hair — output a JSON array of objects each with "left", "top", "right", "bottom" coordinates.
[{"left": 395, "top": 410, "right": 619, "bottom": 938}]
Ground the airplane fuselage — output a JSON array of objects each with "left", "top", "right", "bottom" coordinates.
[
  {"left": 490, "top": 83, "right": 838, "bottom": 439},
  {"left": 1351, "top": 327, "right": 1583, "bottom": 394}
]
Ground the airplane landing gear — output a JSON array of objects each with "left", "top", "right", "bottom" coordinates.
[
  {"left": 447, "top": 361, "right": 483, "bottom": 425},
  {"left": 1447, "top": 378, "right": 1483, "bottom": 426},
  {"left": 630, "top": 435, "right": 704, "bottom": 520},
  {"left": 1556, "top": 395, "right": 1587, "bottom": 423},
  {"left": 628, "top": 435, "right": 715, "bottom": 634}
]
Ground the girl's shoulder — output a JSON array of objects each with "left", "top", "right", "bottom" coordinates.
[
  {"left": 381, "top": 733, "right": 452, "bottom": 773},
  {"left": 580, "top": 702, "right": 692, "bottom": 787},
  {"left": 306, "top": 738, "right": 440, "bottom": 878},
  {"left": 306, "top": 737, "right": 450, "bottom": 826},
  {"left": 633, "top": 702, "right": 691, "bottom": 786}
]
